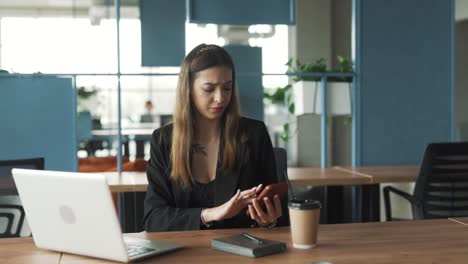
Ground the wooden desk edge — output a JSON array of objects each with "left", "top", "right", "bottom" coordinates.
[
  {"left": 449, "top": 218, "right": 468, "bottom": 226},
  {"left": 109, "top": 185, "right": 147, "bottom": 193}
]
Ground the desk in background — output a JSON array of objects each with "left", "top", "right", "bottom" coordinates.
[
  {"left": 102, "top": 166, "right": 420, "bottom": 192},
  {"left": 336, "top": 165, "right": 419, "bottom": 183},
  {"left": 92, "top": 124, "right": 157, "bottom": 158},
  {"left": 336, "top": 165, "right": 419, "bottom": 222},
  {"left": 104, "top": 167, "right": 375, "bottom": 193},
  {"left": 103, "top": 166, "right": 420, "bottom": 230},
  {"left": 101, "top": 172, "right": 149, "bottom": 193},
  {"left": 287, "top": 167, "right": 371, "bottom": 186},
  {"left": 3, "top": 219, "right": 468, "bottom": 263}
]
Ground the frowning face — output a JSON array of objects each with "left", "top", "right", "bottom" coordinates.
[{"left": 191, "top": 66, "right": 233, "bottom": 121}]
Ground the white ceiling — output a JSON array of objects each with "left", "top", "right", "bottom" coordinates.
[
  {"left": 0, "top": 0, "right": 138, "bottom": 18},
  {"left": 0, "top": 0, "right": 92, "bottom": 8},
  {"left": 0, "top": 0, "right": 137, "bottom": 8}
]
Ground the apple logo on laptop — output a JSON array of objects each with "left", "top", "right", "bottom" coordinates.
[{"left": 59, "top": 205, "right": 76, "bottom": 224}]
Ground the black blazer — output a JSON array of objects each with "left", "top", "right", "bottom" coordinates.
[{"left": 143, "top": 117, "right": 287, "bottom": 231}]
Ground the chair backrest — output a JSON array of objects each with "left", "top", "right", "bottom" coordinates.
[
  {"left": 273, "top": 147, "right": 287, "bottom": 182},
  {"left": 0, "top": 158, "right": 44, "bottom": 195},
  {"left": 273, "top": 147, "right": 290, "bottom": 226},
  {"left": 159, "top": 114, "right": 173, "bottom": 127},
  {"left": 413, "top": 142, "right": 468, "bottom": 219},
  {"left": 0, "top": 157, "right": 44, "bottom": 238},
  {"left": 77, "top": 111, "right": 93, "bottom": 142},
  {"left": 0, "top": 212, "right": 14, "bottom": 238},
  {"left": 140, "top": 113, "right": 154, "bottom": 123}
]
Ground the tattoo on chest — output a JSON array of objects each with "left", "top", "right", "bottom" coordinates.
[{"left": 191, "top": 143, "right": 207, "bottom": 156}]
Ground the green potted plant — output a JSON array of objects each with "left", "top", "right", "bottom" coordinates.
[
  {"left": 77, "top": 86, "right": 99, "bottom": 113},
  {"left": 264, "top": 56, "right": 353, "bottom": 142},
  {"left": 264, "top": 84, "right": 295, "bottom": 142},
  {"left": 287, "top": 56, "right": 353, "bottom": 116}
]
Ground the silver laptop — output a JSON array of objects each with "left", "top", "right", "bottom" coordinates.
[{"left": 12, "top": 168, "right": 183, "bottom": 262}]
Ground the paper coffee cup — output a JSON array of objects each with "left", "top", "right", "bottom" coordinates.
[{"left": 288, "top": 200, "right": 321, "bottom": 249}]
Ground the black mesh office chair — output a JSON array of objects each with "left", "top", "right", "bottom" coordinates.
[
  {"left": 0, "top": 157, "right": 44, "bottom": 238},
  {"left": 273, "top": 147, "right": 287, "bottom": 182},
  {"left": 272, "top": 147, "right": 290, "bottom": 226},
  {"left": 159, "top": 115, "right": 173, "bottom": 127},
  {"left": 0, "top": 212, "right": 14, "bottom": 238},
  {"left": 384, "top": 142, "right": 468, "bottom": 221}
]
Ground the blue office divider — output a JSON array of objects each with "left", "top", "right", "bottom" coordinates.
[
  {"left": 140, "top": 0, "right": 186, "bottom": 66},
  {"left": 0, "top": 76, "right": 77, "bottom": 171},
  {"left": 355, "top": 0, "right": 454, "bottom": 165},
  {"left": 188, "top": 0, "right": 295, "bottom": 25},
  {"left": 224, "top": 45, "right": 264, "bottom": 121}
]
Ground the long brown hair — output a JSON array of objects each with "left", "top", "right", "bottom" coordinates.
[{"left": 171, "top": 44, "right": 241, "bottom": 188}]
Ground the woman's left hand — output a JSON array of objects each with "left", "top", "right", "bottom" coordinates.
[{"left": 248, "top": 195, "right": 282, "bottom": 226}]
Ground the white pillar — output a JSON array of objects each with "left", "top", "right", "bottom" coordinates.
[{"left": 0, "top": 17, "right": 3, "bottom": 69}]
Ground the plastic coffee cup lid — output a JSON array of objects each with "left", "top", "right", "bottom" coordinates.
[{"left": 288, "top": 199, "right": 321, "bottom": 210}]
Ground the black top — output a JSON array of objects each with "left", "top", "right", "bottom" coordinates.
[
  {"left": 143, "top": 117, "right": 288, "bottom": 232},
  {"left": 189, "top": 180, "right": 215, "bottom": 209}
]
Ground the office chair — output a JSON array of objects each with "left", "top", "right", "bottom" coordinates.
[
  {"left": 77, "top": 111, "right": 94, "bottom": 156},
  {"left": 159, "top": 114, "right": 173, "bottom": 127},
  {"left": 0, "top": 205, "right": 25, "bottom": 238},
  {"left": 273, "top": 147, "right": 287, "bottom": 182},
  {"left": 384, "top": 142, "right": 468, "bottom": 221},
  {"left": 0, "top": 157, "right": 44, "bottom": 238},
  {"left": 272, "top": 147, "right": 290, "bottom": 226},
  {"left": 77, "top": 111, "right": 93, "bottom": 143},
  {"left": 0, "top": 212, "right": 14, "bottom": 238}
]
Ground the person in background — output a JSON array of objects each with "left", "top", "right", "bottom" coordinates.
[
  {"left": 143, "top": 44, "right": 287, "bottom": 231},
  {"left": 140, "top": 100, "right": 155, "bottom": 123}
]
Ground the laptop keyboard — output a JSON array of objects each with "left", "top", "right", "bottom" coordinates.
[{"left": 126, "top": 244, "right": 156, "bottom": 258}]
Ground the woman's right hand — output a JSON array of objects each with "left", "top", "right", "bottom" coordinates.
[{"left": 202, "top": 184, "right": 262, "bottom": 223}]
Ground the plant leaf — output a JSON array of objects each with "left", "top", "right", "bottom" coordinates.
[{"left": 288, "top": 103, "right": 295, "bottom": 114}]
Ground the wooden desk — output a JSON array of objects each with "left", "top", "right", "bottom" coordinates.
[
  {"left": 6, "top": 219, "right": 468, "bottom": 263},
  {"left": 335, "top": 165, "right": 419, "bottom": 222},
  {"left": 100, "top": 167, "right": 374, "bottom": 193},
  {"left": 287, "top": 167, "right": 371, "bottom": 186},
  {"left": 336, "top": 165, "right": 419, "bottom": 184},
  {"left": 98, "top": 171, "right": 148, "bottom": 193},
  {"left": 99, "top": 166, "right": 417, "bottom": 225},
  {"left": 449, "top": 217, "right": 468, "bottom": 226},
  {"left": 0, "top": 237, "right": 61, "bottom": 264},
  {"left": 92, "top": 128, "right": 155, "bottom": 137}
]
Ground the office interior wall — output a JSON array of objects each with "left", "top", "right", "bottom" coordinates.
[
  {"left": 187, "top": 0, "right": 295, "bottom": 25},
  {"left": 331, "top": 0, "right": 352, "bottom": 66},
  {"left": 331, "top": 0, "right": 352, "bottom": 166},
  {"left": 357, "top": 0, "right": 453, "bottom": 166},
  {"left": 356, "top": 0, "right": 454, "bottom": 222},
  {"left": 289, "top": 0, "right": 352, "bottom": 166},
  {"left": 224, "top": 45, "right": 264, "bottom": 121},
  {"left": 0, "top": 76, "right": 77, "bottom": 171},
  {"left": 455, "top": 20, "right": 468, "bottom": 140},
  {"left": 140, "top": 0, "right": 185, "bottom": 66},
  {"left": 288, "top": 0, "right": 330, "bottom": 166},
  {"left": 289, "top": 0, "right": 332, "bottom": 66}
]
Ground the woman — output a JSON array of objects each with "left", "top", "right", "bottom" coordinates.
[{"left": 143, "top": 44, "right": 287, "bottom": 231}]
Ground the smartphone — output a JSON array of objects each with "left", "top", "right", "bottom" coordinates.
[{"left": 246, "top": 182, "right": 289, "bottom": 215}]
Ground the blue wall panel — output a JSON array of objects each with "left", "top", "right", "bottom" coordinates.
[
  {"left": 357, "top": 0, "right": 453, "bottom": 165},
  {"left": 0, "top": 76, "right": 77, "bottom": 171},
  {"left": 140, "top": 0, "right": 185, "bottom": 66},
  {"left": 188, "top": 0, "right": 295, "bottom": 25},
  {"left": 224, "top": 45, "right": 264, "bottom": 121}
]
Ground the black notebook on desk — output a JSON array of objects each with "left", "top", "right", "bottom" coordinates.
[{"left": 211, "top": 233, "right": 286, "bottom": 258}]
